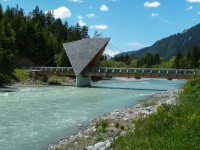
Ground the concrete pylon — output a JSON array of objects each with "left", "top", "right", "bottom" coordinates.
[{"left": 76, "top": 74, "right": 91, "bottom": 87}]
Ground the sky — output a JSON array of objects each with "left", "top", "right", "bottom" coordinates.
[{"left": 1, "top": 0, "right": 200, "bottom": 56}]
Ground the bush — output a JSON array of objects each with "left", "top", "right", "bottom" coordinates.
[
  {"left": 120, "top": 125, "right": 124, "bottom": 130},
  {"left": 115, "top": 122, "right": 119, "bottom": 128},
  {"left": 98, "top": 119, "right": 109, "bottom": 129},
  {"left": 142, "top": 101, "right": 156, "bottom": 107},
  {"left": 110, "top": 75, "right": 200, "bottom": 149},
  {"left": 0, "top": 73, "right": 9, "bottom": 85},
  {"left": 12, "top": 68, "right": 31, "bottom": 82}
]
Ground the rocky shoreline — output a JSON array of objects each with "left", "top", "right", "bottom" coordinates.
[{"left": 48, "top": 90, "right": 179, "bottom": 150}]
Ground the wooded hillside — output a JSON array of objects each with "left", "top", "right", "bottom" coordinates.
[{"left": 0, "top": 5, "right": 89, "bottom": 84}]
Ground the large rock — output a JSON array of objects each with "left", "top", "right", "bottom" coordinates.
[
  {"left": 86, "top": 146, "right": 94, "bottom": 150},
  {"left": 94, "top": 142, "right": 105, "bottom": 149}
]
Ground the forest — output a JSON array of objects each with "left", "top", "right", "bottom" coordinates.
[
  {"left": 0, "top": 5, "right": 89, "bottom": 84},
  {"left": 100, "top": 46, "right": 200, "bottom": 69}
]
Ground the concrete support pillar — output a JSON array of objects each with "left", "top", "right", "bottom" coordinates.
[{"left": 76, "top": 74, "right": 91, "bottom": 87}]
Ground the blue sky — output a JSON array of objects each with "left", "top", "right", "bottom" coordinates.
[{"left": 1, "top": 0, "right": 200, "bottom": 56}]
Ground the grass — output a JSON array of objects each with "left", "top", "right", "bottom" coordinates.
[
  {"left": 6, "top": 68, "right": 75, "bottom": 85},
  {"left": 142, "top": 101, "right": 156, "bottom": 107},
  {"left": 98, "top": 119, "right": 109, "bottom": 129},
  {"left": 110, "top": 75, "right": 200, "bottom": 149},
  {"left": 12, "top": 68, "right": 32, "bottom": 82}
]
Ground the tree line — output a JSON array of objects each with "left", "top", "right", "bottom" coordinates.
[
  {"left": 0, "top": 5, "right": 89, "bottom": 84},
  {"left": 100, "top": 46, "right": 200, "bottom": 69}
]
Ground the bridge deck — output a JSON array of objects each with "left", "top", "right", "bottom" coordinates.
[{"left": 30, "top": 67, "right": 199, "bottom": 79}]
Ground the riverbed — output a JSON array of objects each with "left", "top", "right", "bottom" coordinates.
[{"left": 0, "top": 78, "right": 185, "bottom": 150}]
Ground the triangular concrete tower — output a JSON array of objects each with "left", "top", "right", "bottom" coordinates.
[{"left": 63, "top": 38, "right": 110, "bottom": 76}]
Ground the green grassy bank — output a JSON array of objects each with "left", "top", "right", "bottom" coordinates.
[
  {"left": 109, "top": 75, "right": 200, "bottom": 149},
  {"left": 0, "top": 69, "right": 75, "bottom": 86}
]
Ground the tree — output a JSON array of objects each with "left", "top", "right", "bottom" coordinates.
[
  {"left": 55, "top": 49, "right": 71, "bottom": 67},
  {"left": 46, "top": 10, "right": 55, "bottom": 28},
  {"left": 93, "top": 30, "right": 102, "bottom": 38},
  {"left": 81, "top": 25, "right": 89, "bottom": 38},
  {"left": 185, "top": 51, "right": 192, "bottom": 68},
  {"left": 0, "top": 4, "right": 3, "bottom": 21},
  {"left": 0, "top": 17, "right": 15, "bottom": 74},
  {"left": 154, "top": 53, "right": 160, "bottom": 65},
  {"left": 172, "top": 50, "right": 183, "bottom": 69}
]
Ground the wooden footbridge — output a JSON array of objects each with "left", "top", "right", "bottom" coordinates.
[
  {"left": 30, "top": 66, "right": 198, "bottom": 79},
  {"left": 30, "top": 38, "right": 199, "bottom": 87}
]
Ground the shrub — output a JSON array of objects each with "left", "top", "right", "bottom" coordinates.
[
  {"left": 110, "top": 75, "right": 200, "bottom": 149},
  {"left": 120, "top": 125, "right": 124, "bottom": 130},
  {"left": 115, "top": 122, "right": 120, "bottom": 128},
  {"left": 98, "top": 119, "right": 109, "bottom": 129},
  {"left": 142, "top": 101, "right": 156, "bottom": 107}
]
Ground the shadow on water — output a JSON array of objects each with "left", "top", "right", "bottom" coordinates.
[
  {"left": 0, "top": 86, "right": 18, "bottom": 92},
  {"left": 91, "top": 86, "right": 167, "bottom": 92}
]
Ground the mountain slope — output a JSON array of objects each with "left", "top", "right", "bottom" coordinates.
[{"left": 120, "top": 23, "right": 200, "bottom": 60}]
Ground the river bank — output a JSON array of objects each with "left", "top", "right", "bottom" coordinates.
[{"left": 48, "top": 89, "right": 179, "bottom": 150}]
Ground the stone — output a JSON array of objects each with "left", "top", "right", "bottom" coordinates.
[
  {"left": 86, "top": 146, "right": 94, "bottom": 150},
  {"left": 120, "top": 131, "right": 127, "bottom": 136},
  {"left": 105, "top": 142, "right": 111, "bottom": 148},
  {"left": 104, "top": 140, "right": 110, "bottom": 143},
  {"left": 99, "top": 147, "right": 105, "bottom": 150},
  {"left": 123, "top": 118, "right": 127, "bottom": 121},
  {"left": 94, "top": 142, "right": 105, "bottom": 149}
]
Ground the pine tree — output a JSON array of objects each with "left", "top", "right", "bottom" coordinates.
[
  {"left": 154, "top": 53, "right": 160, "bottom": 65},
  {"left": 0, "top": 4, "right": 3, "bottom": 21},
  {"left": 172, "top": 50, "right": 182, "bottom": 69}
]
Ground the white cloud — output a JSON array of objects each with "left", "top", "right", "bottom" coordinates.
[
  {"left": 100, "top": 5, "right": 109, "bottom": 11},
  {"left": 69, "top": 0, "right": 83, "bottom": 2},
  {"left": 152, "top": 13, "right": 159, "bottom": 16},
  {"left": 86, "top": 13, "right": 96, "bottom": 18},
  {"left": 186, "top": 0, "right": 200, "bottom": 3},
  {"left": 198, "top": 11, "right": 200, "bottom": 14},
  {"left": 90, "top": 26, "right": 94, "bottom": 29},
  {"left": 77, "top": 15, "right": 83, "bottom": 19},
  {"left": 127, "top": 42, "right": 149, "bottom": 49},
  {"left": 144, "top": 1, "right": 161, "bottom": 8},
  {"left": 78, "top": 20, "right": 86, "bottom": 26},
  {"left": 104, "top": 50, "right": 119, "bottom": 57},
  {"left": 112, "top": 0, "right": 119, "bottom": 2},
  {"left": 94, "top": 25, "right": 108, "bottom": 29},
  {"left": 46, "top": 6, "right": 71, "bottom": 19},
  {"left": 186, "top": 6, "right": 193, "bottom": 10}
]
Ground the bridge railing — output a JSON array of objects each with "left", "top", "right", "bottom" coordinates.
[
  {"left": 29, "top": 67, "right": 200, "bottom": 76},
  {"left": 30, "top": 67, "right": 74, "bottom": 72},
  {"left": 84, "top": 67, "right": 199, "bottom": 76}
]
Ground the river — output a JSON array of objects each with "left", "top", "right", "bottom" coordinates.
[{"left": 0, "top": 78, "right": 185, "bottom": 150}]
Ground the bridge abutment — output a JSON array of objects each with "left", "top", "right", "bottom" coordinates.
[{"left": 76, "top": 74, "right": 91, "bottom": 87}]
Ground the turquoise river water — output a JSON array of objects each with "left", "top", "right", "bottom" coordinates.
[{"left": 0, "top": 78, "right": 185, "bottom": 150}]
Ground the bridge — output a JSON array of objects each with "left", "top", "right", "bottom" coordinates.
[
  {"left": 30, "top": 67, "right": 198, "bottom": 86},
  {"left": 30, "top": 38, "right": 199, "bottom": 87}
]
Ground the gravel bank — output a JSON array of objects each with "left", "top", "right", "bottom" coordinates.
[{"left": 48, "top": 90, "right": 179, "bottom": 150}]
